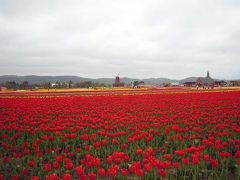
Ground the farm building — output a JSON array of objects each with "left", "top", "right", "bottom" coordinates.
[
  {"left": 0, "top": 86, "right": 7, "bottom": 91},
  {"left": 230, "top": 80, "right": 240, "bottom": 86},
  {"left": 196, "top": 72, "right": 214, "bottom": 89},
  {"left": 215, "top": 80, "right": 228, "bottom": 87},
  {"left": 182, "top": 82, "right": 196, "bottom": 87}
]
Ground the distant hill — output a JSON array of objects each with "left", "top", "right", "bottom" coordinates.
[
  {"left": 179, "top": 77, "right": 223, "bottom": 83},
  {"left": 0, "top": 75, "right": 228, "bottom": 85},
  {"left": 142, "top": 78, "right": 176, "bottom": 84},
  {"left": 179, "top": 77, "right": 198, "bottom": 83},
  {"left": 0, "top": 75, "right": 91, "bottom": 84}
]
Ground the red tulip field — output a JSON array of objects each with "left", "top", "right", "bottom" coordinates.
[{"left": 0, "top": 89, "right": 240, "bottom": 179}]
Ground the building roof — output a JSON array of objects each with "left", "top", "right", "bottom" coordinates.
[
  {"left": 196, "top": 77, "right": 214, "bottom": 84},
  {"left": 182, "top": 81, "right": 196, "bottom": 84}
]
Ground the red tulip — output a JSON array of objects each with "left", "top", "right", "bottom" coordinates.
[
  {"left": 88, "top": 172, "right": 96, "bottom": 180},
  {"left": 76, "top": 166, "right": 84, "bottom": 176},
  {"left": 136, "top": 149, "right": 143, "bottom": 156},
  {"left": 210, "top": 159, "right": 218, "bottom": 168},
  {"left": 98, "top": 168, "right": 106, "bottom": 177},
  {"left": 30, "top": 176, "right": 39, "bottom": 180},
  {"left": 28, "top": 160, "right": 35, "bottom": 168},
  {"left": 182, "top": 158, "right": 189, "bottom": 165},
  {"left": 63, "top": 173, "right": 71, "bottom": 180}
]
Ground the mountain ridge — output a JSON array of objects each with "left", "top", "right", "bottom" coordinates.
[{"left": 0, "top": 75, "right": 235, "bottom": 85}]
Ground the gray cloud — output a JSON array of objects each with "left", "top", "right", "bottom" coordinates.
[{"left": 0, "top": 0, "right": 240, "bottom": 79}]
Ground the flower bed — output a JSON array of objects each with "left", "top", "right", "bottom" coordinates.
[{"left": 0, "top": 91, "right": 240, "bottom": 179}]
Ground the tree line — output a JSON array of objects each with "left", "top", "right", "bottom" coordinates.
[{"left": 0, "top": 81, "right": 109, "bottom": 90}]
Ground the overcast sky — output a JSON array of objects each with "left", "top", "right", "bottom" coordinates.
[{"left": 0, "top": 0, "right": 240, "bottom": 79}]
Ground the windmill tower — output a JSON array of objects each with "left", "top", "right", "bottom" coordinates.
[
  {"left": 115, "top": 74, "right": 120, "bottom": 84},
  {"left": 113, "top": 74, "right": 124, "bottom": 87}
]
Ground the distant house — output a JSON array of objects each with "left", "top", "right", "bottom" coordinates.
[
  {"left": 0, "top": 86, "right": 7, "bottom": 91},
  {"left": 196, "top": 72, "right": 214, "bottom": 89},
  {"left": 230, "top": 80, "right": 240, "bottom": 86},
  {"left": 170, "top": 82, "right": 180, "bottom": 86},
  {"left": 215, "top": 80, "right": 228, "bottom": 87},
  {"left": 182, "top": 82, "right": 196, "bottom": 87}
]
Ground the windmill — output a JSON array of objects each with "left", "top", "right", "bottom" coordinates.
[
  {"left": 112, "top": 74, "right": 124, "bottom": 87},
  {"left": 113, "top": 74, "right": 120, "bottom": 84}
]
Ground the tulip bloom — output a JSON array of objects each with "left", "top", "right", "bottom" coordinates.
[{"left": 98, "top": 168, "right": 106, "bottom": 177}]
